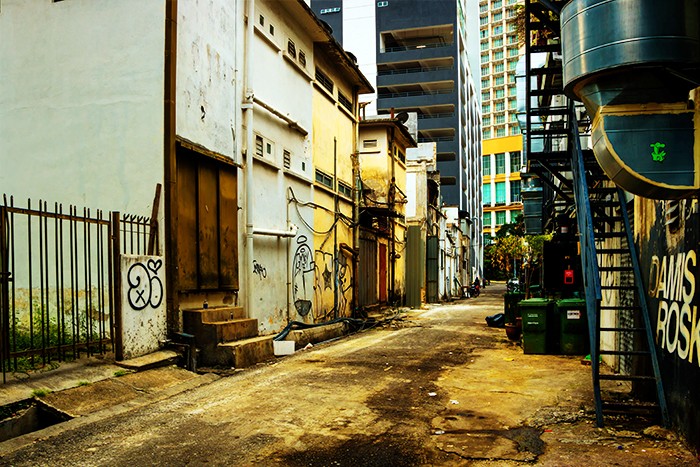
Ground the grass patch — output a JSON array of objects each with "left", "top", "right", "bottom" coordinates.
[
  {"left": 77, "top": 380, "right": 91, "bottom": 387},
  {"left": 31, "top": 388, "right": 52, "bottom": 398},
  {"left": 113, "top": 370, "right": 129, "bottom": 377}
]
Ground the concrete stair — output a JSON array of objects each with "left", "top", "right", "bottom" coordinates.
[{"left": 182, "top": 306, "right": 274, "bottom": 368}]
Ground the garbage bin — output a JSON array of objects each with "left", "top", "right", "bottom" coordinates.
[
  {"left": 504, "top": 292, "right": 525, "bottom": 324},
  {"left": 556, "top": 298, "right": 589, "bottom": 355},
  {"left": 520, "top": 298, "right": 553, "bottom": 354}
]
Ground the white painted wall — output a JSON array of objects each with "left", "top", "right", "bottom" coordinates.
[
  {"left": 177, "top": 0, "right": 240, "bottom": 160},
  {"left": 0, "top": 0, "right": 165, "bottom": 216}
]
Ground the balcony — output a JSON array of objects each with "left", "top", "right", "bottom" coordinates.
[
  {"left": 377, "top": 88, "right": 455, "bottom": 109},
  {"left": 377, "top": 67, "right": 454, "bottom": 87}
]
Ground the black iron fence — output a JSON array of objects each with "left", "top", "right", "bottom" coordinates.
[{"left": 0, "top": 196, "right": 157, "bottom": 383}]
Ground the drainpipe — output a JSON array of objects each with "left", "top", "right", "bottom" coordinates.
[
  {"left": 164, "top": 0, "right": 178, "bottom": 335},
  {"left": 389, "top": 127, "right": 396, "bottom": 304},
  {"left": 333, "top": 137, "right": 338, "bottom": 318},
  {"left": 243, "top": 0, "right": 255, "bottom": 315},
  {"left": 351, "top": 94, "right": 360, "bottom": 315}
]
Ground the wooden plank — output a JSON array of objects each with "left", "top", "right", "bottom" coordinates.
[
  {"left": 219, "top": 167, "right": 239, "bottom": 290},
  {"left": 176, "top": 155, "right": 198, "bottom": 290},
  {"left": 197, "top": 161, "right": 219, "bottom": 289}
]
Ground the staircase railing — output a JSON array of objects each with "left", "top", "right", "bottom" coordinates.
[{"left": 568, "top": 102, "right": 604, "bottom": 425}]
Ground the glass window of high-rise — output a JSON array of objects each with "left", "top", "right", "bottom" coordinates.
[
  {"left": 482, "top": 184, "right": 492, "bottom": 205},
  {"left": 483, "top": 155, "right": 491, "bottom": 175},
  {"left": 510, "top": 180, "right": 521, "bottom": 202},
  {"left": 496, "top": 210, "right": 506, "bottom": 225},
  {"left": 496, "top": 127, "right": 506, "bottom": 137},
  {"left": 483, "top": 211, "right": 492, "bottom": 226},
  {"left": 495, "top": 153, "right": 505, "bottom": 173},
  {"left": 510, "top": 151, "right": 521, "bottom": 172},
  {"left": 495, "top": 182, "right": 506, "bottom": 203}
]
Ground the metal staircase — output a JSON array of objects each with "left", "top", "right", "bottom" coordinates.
[{"left": 524, "top": 0, "right": 669, "bottom": 427}]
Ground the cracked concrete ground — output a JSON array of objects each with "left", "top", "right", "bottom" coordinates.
[{"left": 1, "top": 283, "right": 697, "bottom": 466}]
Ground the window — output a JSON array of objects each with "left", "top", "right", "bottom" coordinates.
[
  {"left": 482, "top": 184, "right": 492, "bottom": 205},
  {"left": 338, "top": 181, "right": 352, "bottom": 198},
  {"left": 298, "top": 50, "right": 306, "bottom": 67},
  {"left": 494, "top": 75, "right": 505, "bottom": 86},
  {"left": 495, "top": 153, "right": 505, "bottom": 174},
  {"left": 482, "top": 103, "right": 491, "bottom": 113},
  {"left": 480, "top": 16, "right": 488, "bottom": 26},
  {"left": 481, "top": 41, "right": 489, "bottom": 51},
  {"left": 287, "top": 39, "right": 296, "bottom": 59},
  {"left": 315, "top": 169, "right": 334, "bottom": 188},
  {"left": 494, "top": 63, "right": 504, "bottom": 73},
  {"left": 481, "top": 65, "right": 489, "bottom": 76},
  {"left": 481, "top": 91, "right": 490, "bottom": 101},
  {"left": 494, "top": 88, "right": 505, "bottom": 98},
  {"left": 481, "top": 77, "right": 490, "bottom": 88},
  {"left": 483, "top": 128, "right": 492, "bottom": 138},
  {"left": 510, "top": 151, "right": 521, "bottom": 172},
  {"left": 480, "top": 29, "right": 488, "bottom": 39},
  {"left": 482, "top": 155, "right": 491, "bottom": 176},
  {"left": 493, "top": 37, "right": 503, "bottom": 47},
  {"left": 269, "top": 24, "right": 275, "bottom": 35},
  {"left": 495, "top": 114, "right": 506, "bottom": 124},
  {"left": 508, "top": 59, "right": 518, "bottom": 70},
  {"left": 259, "top": 14, "right": 264, "bottom": 26},
  {"left": 378, "top": 0, "right": 389, "bottom": 6},
  {"left": 492, "top": 0, "right": 502, "bottom": 8},
  {"left": 496, "top": 127, "right": 506, "bottom": 137},
  {"left": 508, "top": 98, "right": 517, "bottom": 109},
  {"left": 510, "top": 113, "right": 519, "bottom": 122},
  {"left": 266, "top": 141, "right": 273, "bottom": 156},
  {"left": 338, "top": 91, "right": 353, "bottom": 112},
  {"left": 493, "top": 50, "right": 504, "bottom": 60},
  {"left": 483, "top": 211, "right": 492, "bottom": 226},
  {"left": 492, "top": 25, "right": 503, "bottom": 35},
  {"left": 508, "top": 46, "right": 519, "bottom": 57},
  {"left": 492, "top": 12, "right": 502, "bottom": 21},
  {"left": 495, "top": 101, "right": 505, "bottom": 111},
  {"left": 509, "top": 124, "right": 521, "bottom": 135},
  {"left": 363, "top": 139, "right": 377, "bottom": 148},
  {"left": 496, "top": 210, "right": 506, "bottom": 225},
  {"left": 508, "top": 85, "right": 517, "bottom": 96},
  {"left": 283, "top": 150, "right": 291, "bottom": 169},
  {"left": 482, "top": 116, "right": 491, "bottom": 127},
  {"left": 507, "top": 34, "right": 518, "bottom": 44},
  {"left": 255, "top": 135, "right": 264, "bottom": 157},
  {"left": 315, "top": 68, "right": 334, "bottom": 93},
  {"left": 510, "top": 180, "right": 521, "bottom": 202},
  {"left": 481, "top": 54, "right": 489, "bottom": 64}
]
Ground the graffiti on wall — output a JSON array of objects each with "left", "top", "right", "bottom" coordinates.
[
  {"left": 292, "top": 235, "right": 353, "bottom": 321},
  {"left": 252, "top": 260, "right": 267, "bottom": 280},
  {"left": 293, "top": 236, "right": 315, "bottom": 317},
  {"left": 126, "top": 258, "right": 164, "bottom": 310}
]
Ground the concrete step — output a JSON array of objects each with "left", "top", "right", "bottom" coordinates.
[
  {"left": 209, "top": 318, "right": 259, "bottom": 342},
  {"left": 216, "top": 335, "right": 275, "bottom": 368},
  {"left": 182, "top": 306, "right": 246, "bottom": 326}
]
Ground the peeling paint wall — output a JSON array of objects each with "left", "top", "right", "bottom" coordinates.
[
  {"left": 636, "top": 196, "right": 700, "bottom": 451},
  {"left": 177, "top": 0, "right": 240, "bottom": 160}
]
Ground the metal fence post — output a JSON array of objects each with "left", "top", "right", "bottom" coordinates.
[
  {"left": 0, "top": 206, "right": 10, "bottom": 382},
  {"left": 111, "top": 212, "right": 123, "bottom": 361}
]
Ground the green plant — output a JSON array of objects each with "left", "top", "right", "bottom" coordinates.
[
  {"left": 77, "top": 380, "right": 91, "bottom": 387},
  {"left": 31, "top": 388, "right": 52, "bottom": 398},
  {"left": 113, "top": 370, "right": 129, "bottom": 377}
]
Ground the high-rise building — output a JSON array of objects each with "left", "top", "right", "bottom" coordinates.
[
  {"left": 479, "top": 0, "right": 523, "bottom": 241},
  {"left": 310, "top": 0, "right": 482, "bottom": 219}
]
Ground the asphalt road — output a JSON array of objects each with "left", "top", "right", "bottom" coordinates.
[{"left": 1, "top": 283, "right": 697, "bottom": 466}]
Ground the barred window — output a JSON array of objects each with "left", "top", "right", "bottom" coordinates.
[
  {"left": 255, "top": 135, "right": 264, "bottom": 157},
  {"left": 315, "top": 68, "right": 334, "bottom": 94},
  {"left": 338, "top": 91, "right": 353, "bottom": 112},
  {"left": 298, "top": 50, "right": 306, "bottom": 67},
  {"left": 315, "top": 169, "right": 334, "bottom": 188},
  {"left": 338, "top": 181, "right": 352, "bottom": 198},
  {"left": 283, "top": 150, "right": 291, "bottom": 169},
  {"left": 287, "top": 39, "right": 296, "bottom": 59}
]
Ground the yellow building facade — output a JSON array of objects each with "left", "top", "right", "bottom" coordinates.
[{"left": 482, "top": 135, "right": 523, "bottom": 239}]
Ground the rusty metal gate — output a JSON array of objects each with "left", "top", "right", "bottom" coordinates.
[
  {"left": 358, "top": 234, "right": 377, "bottom": 308},
  {"left": 0, "top": 196, "right": 156, "bottom": 383},
  {"left": 426, "top": 235, "right": 439, "bottom": 303}
]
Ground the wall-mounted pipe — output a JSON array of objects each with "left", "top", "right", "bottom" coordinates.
[
  {"left": 562, "top": 0, "right": 700, "bottom": 199},
  {"left": 253, "top": 224, "right": 298, "bottom": 238},
  {"left": 244, "top": 0, "right": 255, "bottom": 314}
]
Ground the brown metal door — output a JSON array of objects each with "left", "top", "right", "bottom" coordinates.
[
  {"left": 358, "top": 236, "right": 377, "bottom": 307},
  {"left": 379, "top": 243, "right": 387, "bottom": 303}
]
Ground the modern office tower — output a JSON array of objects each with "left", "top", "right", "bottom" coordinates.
[
  {"left": 478, "top": 0, "right": 523, "bottom": 241},
  {"left": 310, "top": 0, "right": 482, "bottom": 217}
]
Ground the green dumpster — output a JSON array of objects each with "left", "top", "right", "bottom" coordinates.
[
  {"left": 504, "top": 292, "right": 525, "bottom": 324},
  {"left": 556, "top": 298, "right": 589, "bottom": 355},
  {"left": 520, "top": 298, "right": 553, "bottom": 354}
]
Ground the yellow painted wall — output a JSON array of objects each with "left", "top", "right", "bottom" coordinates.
[{"left": 310, "top": 53, "right": 358, "bottom": 320}]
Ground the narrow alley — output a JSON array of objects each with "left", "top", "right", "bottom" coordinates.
[{"left": 1, "top": 283, "right": 695, "bottom": 466}]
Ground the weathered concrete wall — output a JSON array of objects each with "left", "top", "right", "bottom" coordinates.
[
  {"left": 177, "top": 0, "right": 240, "bottom": 160},
  {"left": 636, "top": 196, "right": 700, "bottom": 451},
  {"left": 0, "top": 0, "right": 165, "bottom": 217}
]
